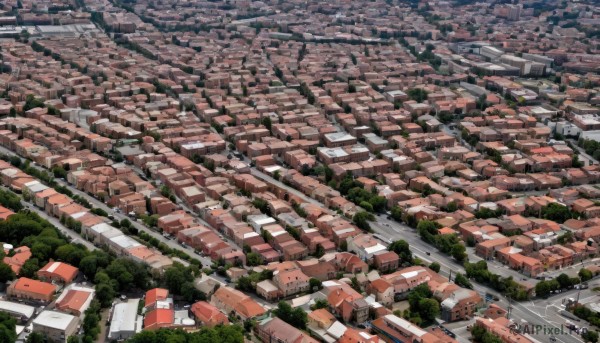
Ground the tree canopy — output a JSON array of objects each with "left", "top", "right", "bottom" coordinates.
[
  {"left": 273, "top": 301, "right": 307, "bottom": 329},
  {"left": 127, "top": 325, "right": 244, "bottom": 343},
  {"left": 388, "top": 240, "right": 413, "bottom": 266},
  {"left": 0, "top": 312, "right": 16, "bottom": 343},
  {"left": 541, "top": 203, "right": 573, "bottom": 224},
  {"left": 353, "top": 211, "right": 375, "bottom": 231}
]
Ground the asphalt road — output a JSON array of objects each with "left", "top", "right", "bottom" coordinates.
[
  {"left": 368, "top": 216, "right": 588, "bottom": 343},
  {"left": 25, "top": 202, "right": 97, "bottom": 252},
  {"left": 0, "top": 146, "right": 213, "bottom": 266},
  {"left": 569, "top": 139, "right": 598, "bottom": 167},
  {"left": 0, "top": 184, "right": 97, "bottom": 251},
  {"left": 0, "top": 142, "right": 594, "bottom": 332},
  {"left": 0, "top": 146, "right": 278, "bottom": 309},
  {"left": 250, "top": 168, "right": 323, "bottom": 206}
]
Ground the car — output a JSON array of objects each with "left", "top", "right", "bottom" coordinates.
[{"left": 426, "top": 252, "right": 431, "bottom": 256}]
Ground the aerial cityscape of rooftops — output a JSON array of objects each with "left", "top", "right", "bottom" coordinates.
[{"left": 0, "top": 0, "right": 599, "bottom": 342}]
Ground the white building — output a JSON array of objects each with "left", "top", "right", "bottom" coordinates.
[
  {"left": 108, "top": 299, "right": 143, "bottom": 341},
  {"left": 32, "top": 310, "right": 79, "bottom": 343},
  {"left": 0, "top": 300, "right": 35, "bottom": 322},
  {"left": 247, "top": 214, "right": 277, "bottom": 233},
  {"left": 347, "top": 234, "right": 387, "bottom": 261}
]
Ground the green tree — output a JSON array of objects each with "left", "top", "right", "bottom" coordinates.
[
  {"left": 0, "top": 261, "right": 15, "bottom": 283},
  {"left": 252, "top": 198, "right": 270, "bottom": 215},
  {"left": 451, "top": 244, "right": 467, "bottom": 262},
  {"left": 314, "top": 244, "right": 325, "bottom": 258},
  {"left": 19, "top": 258, "right": 40, "bottom": 278},
  {"left": 309, "top": 278, "right": 322, "bottom": 291},
  {"left": 353, "top": 211, "right": 374, "bottom": 231},
  {"left": 390, "top": 206, "right": 403, "bottom": 221},
  {"left": 359, "top": 201, "right": 374, "bottom": 212},
  {"left": 90, "top": 208, "right": 108, "bottom": 217},
  {"left": 445, "top": 201, "right": 458, "bottom": 212},
  {"left": 408, "top": 284, "right": 433, "bottom": 311},
  {"left": 579, "top": 268, "right": 593, "bottom": 282},
  {"left": 261, "top": 116, "right": 272, "bottom": 133},
  {"left": 128, "top": 325, "right": 244, "bottom": 343},
  {"left": 541, "top": 203, "right": 572, "bottom": 223},
  {"left": 535, "top": 280, "right": 552, "bottom": 298},
  {"left": 556, "top": 273, "right": 573, "bottom": 289},
  {"left": 471, "top": 325, "right": 486, "bottom": 342},
  {"left": 311, "top": 298, "right": 329, "bottom": 310},
  {"left": 389, "top": 240, "right": 413, "bottom": 265},
  {"left": 0, "top": 312, "right": 16, "bottom": 343},
  {"left": 482, "top": 332, "right": 503, "bottom": 343},
  {"left": 52, "top": 166, "right": 68, "bottom": 179},
  {"left": 429, "top": 262, "right": 440, "bottom": 273},
  {"left": 407, "top": 88, "right": 428, "bottom": 103},
  {"left": 246, "top": 252, "right": 263, "bottom": 266},
  {"left": 95, "top": 282, "right": 116, "bottom": 308},
  {"left": 164, "top": 265, "right": 190, "bottom": 295},
  {"left": 120, "top": 218, "right": 132, "bottom": 229},
  {"left": 236, "top": 276, "right": 253, "bottom": 292},
  {"left": 273, "top": 301, "right": 307, "bottom": 329},
  {"left": 418, "top": 298, "right": 440, "bottom": 322},
  {"left": 475, "top": 207, "right": 498, "bottom": 219},
  {"left": 369, "top": 196, "right": 387, "bottom": 213},
  {"left": 582, "top": 330, "right": 599, "bottom": 343},
  {"left": 417, "top": 220, "right": 441, "bottom": 243},
  {"left": 454, "top": 273, "right": 473, "bottom": 289},
  {"left": 26, "top": 332, "right": 45, "bottom": 343}
]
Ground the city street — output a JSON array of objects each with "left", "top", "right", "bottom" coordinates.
[
  {"left": 24, "top": 202, "right": 97, "bottom": 252},
  {"left": 568, "top": 139, "right": 598, "bottom": 167},
  {"left": 0, "top": 146, "right": 277, "bottom": 310},
  {"left": 0, "top": 141, "right": 596, "bottom": 336},
  {"left": 369, "top": 217, "right": 589, "bottom": 343},
  {"left": 0, "top": 184, "right": 97, "bottom": 251}
]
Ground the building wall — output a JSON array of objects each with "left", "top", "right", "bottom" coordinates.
[{"left": 33, "top": 319, "right": 78, "bottom": 343}]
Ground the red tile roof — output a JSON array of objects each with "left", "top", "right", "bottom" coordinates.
[
  {"left": 144, "top": 308, "right": 174, "bottom": 330},
  {"left": 145, "top": 288, "right": 169, "bottom": 308},
  {"left": 11, "top": 277, "right": 56, "bottom": 297},
  {"left": 3, "top": 246, "right": 32, "bottom": 274},
  {"left": 37, "top": 261, "right": 79, "bottom": 283},
  {"left": 56, "top": 289, "right": 93, "bottom": 314},
  {"left": 190, "top": 301, "right": 229, "bottom": 326}
]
